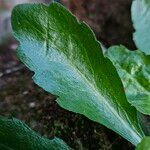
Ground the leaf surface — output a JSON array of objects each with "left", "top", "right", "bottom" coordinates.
[
  {"left": 132, "top": 0, "right": 150, "bottom": 55},
  {"left": 11, "top": 2, "right": 144, "bottom": 145},
  {"left": 106, "top": 45, "right": 150, "bottom": 115},
  {"left": 136, "top": 137, "right": 150, "bottom": 150},
  {"left": 0, "top": 116, "right": 71, "bottom": 150}
]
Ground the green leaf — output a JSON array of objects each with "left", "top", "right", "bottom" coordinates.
[
  {"left": 136, "top": 137, "right": 150, "bottom": 150},
  {"left": 0, "top": 144, "right": 13, "bottom": 150},
  {"left": 131, "top": 0, "right": 150, "bottom": 55},
  {"left": 0, "top": 116, "right": 71, "bottom": 150},
  {"left": 11, "top": 2, "right": 145, "bottom": 145},
  {"left": 106, "top": 45, "right": 150, "bottom": 115}
]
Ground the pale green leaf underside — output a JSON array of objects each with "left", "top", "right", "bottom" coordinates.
[
  {"left": 136, "top": 137, "right": 150, "bottom": 150},
  {"left": 106, "top": 46, "right": 150, "bottom": 115},
  {"left": 0, "top": 116, "right": 71, "bottom": 150},
  {"left": 11, "top": 2, "right": 144, "bottom": 145},
  {"left": 132, "top": 0, "right": 150, "bottom": 55}
]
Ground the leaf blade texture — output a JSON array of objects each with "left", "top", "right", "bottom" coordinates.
[
  {"left": 132, "top": 0, "right": 150, "bottom": 55},
  {"left": 106, "top": 45, "right": 150, "bottom": 115},
  {"left": 136, "top": 137, "right": 150, "bottom": 150},
  {"left": 0, "top": 116, "right": 71, "bottom": 150},
  {"left": 11, "top": 2, "right": 144, "bottom": 145}
]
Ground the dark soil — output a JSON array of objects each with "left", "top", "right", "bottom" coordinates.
[{"left": 0, "top": 0, "right": 137, "bottom": 149}]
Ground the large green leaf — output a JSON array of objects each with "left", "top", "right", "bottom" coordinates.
[
  {"left": 132, "top": 0, "right": 150, "bottom": 55},
  {"left": 11, "top": 2, "right": 145, "bottom": 145},
  {"left": 0, "top": 116, "right": 71, "bottom": 150},
  {"left": 136, "top": 137, "right": 150, "bottom": 150},
  {"left": 106, "top": 45, "right": 150, "bottom": 115}
]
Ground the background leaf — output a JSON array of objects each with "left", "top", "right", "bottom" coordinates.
[
  {"left": 0, "top": 116, "right": 71, "bottom": 150},
  {"left": 136, "top": 137, "right": 150, "bottom": 150},
  {"left": 138, "top": 113, "right": 150, "bottom": 136},
  {"left": 12, "top": 2, "right": 144, "bottom": 145},
  {"left": 106, "top": 45, "right": 150, "bottom": 115},
  {"left": 131, "top": 0, "right": 150, "bottom": 55}
]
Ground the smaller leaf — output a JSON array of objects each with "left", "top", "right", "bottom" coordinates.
[
  {"left": 131, "top": 0, "right": 150, "bottom": 55},
  {"left": 106, "top": 45, "right": 150, "bottom": 115},
  {"left": 0, "top": 116, "right": 71, "bottom": 150},
  {"left": 136, "top": 137, "right": 150, "bottom": 150}
]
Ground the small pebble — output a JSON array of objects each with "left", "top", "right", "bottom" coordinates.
[
  {"left": 23, "top": 91, "right": 28, "bottom": 95},
  {"left": 29, "top": 102, "right": 36, "bottom": 108}
]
